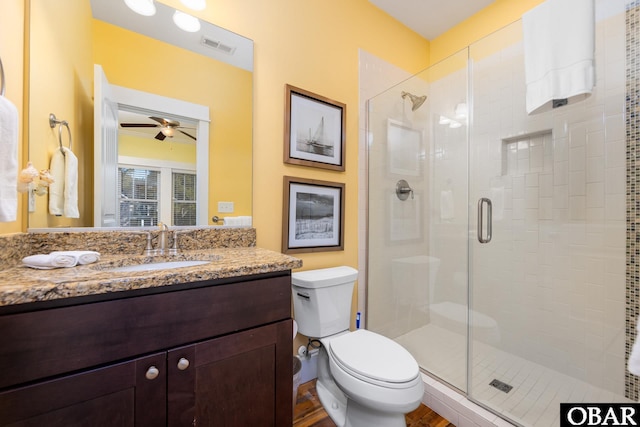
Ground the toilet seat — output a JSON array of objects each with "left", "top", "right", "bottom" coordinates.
[{"left": 328, "top": 330, "right": 419, "bottom": 389}]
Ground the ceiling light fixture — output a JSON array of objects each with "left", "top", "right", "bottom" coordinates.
[
  {"left": 180, "top": 0, "right": 206, "bottom": 11},
  {"left": 124, "top": 0, "right": 156, "bottom": 16},
  {"left": 161, "top": 127, "right": 175, "bottom": 137},
  {"left": 173, "top": 10, "right": 201, "bottom": 32}
]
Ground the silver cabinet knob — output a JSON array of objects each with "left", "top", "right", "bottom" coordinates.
[
  {"left": 145, "top": 366, "right": 160, "bottom": 380},
  {"left": 177, "top": 357, "right": 190, "bottom": 371}
]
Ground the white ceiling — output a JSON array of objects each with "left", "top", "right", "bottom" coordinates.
[{"left": 368, "top": 0, "right": 495, "bottom": 40}]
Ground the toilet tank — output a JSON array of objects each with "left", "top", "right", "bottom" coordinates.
[{"left": 292, "top": 266, "right": 358, "bottom": 338}]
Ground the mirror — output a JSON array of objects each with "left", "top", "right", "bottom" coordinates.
[{"left": 27, "top": 0, "right": 253, "bottom": 229}]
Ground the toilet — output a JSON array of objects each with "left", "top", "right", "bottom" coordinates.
[{"left": 292, "top": 266, "right": 424, "bottom": 427}]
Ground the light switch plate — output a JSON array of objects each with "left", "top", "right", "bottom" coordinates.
[{"left": 218, "top": 201, "right": 234, "bottom": 213}]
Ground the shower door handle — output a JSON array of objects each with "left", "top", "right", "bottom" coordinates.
[{"left": 477, "top": 198, "right": 492, "bottom": 244}]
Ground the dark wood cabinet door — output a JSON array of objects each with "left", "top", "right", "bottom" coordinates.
[
  {"left": 168, "top": 320, "right": 293, "bottom": 427},
  {"left": 0, "top": 352, "right": 166, "bottom": 427}
]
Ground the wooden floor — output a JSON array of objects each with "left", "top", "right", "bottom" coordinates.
[{"left": 293, "top": 379, "right": 454, "bottom": 427}]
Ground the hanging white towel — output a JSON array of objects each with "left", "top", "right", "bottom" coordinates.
[
  {"left": 49, "top": 146, "right": 79, "bottom": 218},
  {"left": 522, "top": 0, "right": 595, "bottom": 115},
  {"left": 0, "top": 96, "right": 18, "bottom": 222},
  {"left": 630, "top": 317, "right": 640, "bottom": 376}
]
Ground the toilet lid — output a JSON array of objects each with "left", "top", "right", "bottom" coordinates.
[{"left": 328, "top": 329, "right": 419, "bottom": 384}]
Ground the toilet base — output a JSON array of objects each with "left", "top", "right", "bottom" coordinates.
[
  {"left": 315, "top": 342, "right": 421, "bottom": 427},
  {"left": 317, "top": 379, "right": 347, "bottom": 427},
  {"left": 345, "top": 399, "right": 410, "bottom": 427},
  {"left": 317, "top": 379, "right": 414, "bottom": 427}
]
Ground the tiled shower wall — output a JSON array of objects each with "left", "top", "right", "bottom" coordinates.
[{"left": 626, "top": 0, "right": 640, "bottom": 401}]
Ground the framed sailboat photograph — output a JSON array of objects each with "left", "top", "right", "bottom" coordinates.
[{"left": 284, "top": 84, "right": 346, "bottom": 171}]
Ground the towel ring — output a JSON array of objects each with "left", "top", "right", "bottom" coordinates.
[
  {"left": 0, "top": 56, "right": 5, "bottom": 97},
  {"left": 49, "top": 113, "right": 72, "bottom": 155}
]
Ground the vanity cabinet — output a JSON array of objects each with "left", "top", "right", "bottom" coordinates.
[{"left": 0, "top": 273, "right": 293, "bottom": 426}]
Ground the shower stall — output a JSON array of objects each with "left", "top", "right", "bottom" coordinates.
[{"left": 365, "top": 1, "right": 629, "bottom": 425}]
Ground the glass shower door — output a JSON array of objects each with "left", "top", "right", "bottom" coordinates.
[
  {"left": 468, "top": 14, "right": 629, "bottom": 426},
  {"left": 367, "top": 48, "right": 469, "bottom": 392}
]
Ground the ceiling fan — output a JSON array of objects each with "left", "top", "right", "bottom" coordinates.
[{"left": 120, "top": 116, "right": 197, "bottom": 141}]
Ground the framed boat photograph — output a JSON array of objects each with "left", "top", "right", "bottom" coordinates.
[
  {"left": 284, "top": 84, "right": 346, "bottom": 171},
  {"left": 282, "top": 176, "right": 345, "bottom": 254}
]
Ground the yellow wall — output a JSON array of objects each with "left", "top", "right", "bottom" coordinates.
[
  {"left": 119, "top": 134, "right": 196, "bottom": 164},
  {"left": 28, "top": 0, "right": 94, "bottom": 228},
  {"left": 429, "top": 0, "right": 545, "bottom": 65},
  {"left": 157, "top": 0, "right": 430, "bottom": 276},
  {"left": 0, "top": 0, "right": 25, "bottom": 234}
]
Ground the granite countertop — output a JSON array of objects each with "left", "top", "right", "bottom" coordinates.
[{"left": 0, "top": 247, "right": 302, "bottom": 307}]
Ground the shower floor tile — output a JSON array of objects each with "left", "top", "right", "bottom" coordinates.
[{"left": 394, "top": 324, "right": 632, "bottom": 427}]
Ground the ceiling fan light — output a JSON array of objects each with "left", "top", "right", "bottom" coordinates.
[
  {"left": 161, "top": 127, "right": 175, "bottom": 137},
  {"left": 173, "top": 10, "right": 201, "bottom": 33},
  {"left": 180, "top": 0, "right": 206, "bottom": 11},
  {"left": 124, "top": 0, "right": 156, "bottom": 16}
]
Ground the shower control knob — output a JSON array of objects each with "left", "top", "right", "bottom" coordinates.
[
  {"left": 145, "top": 366, "right": 159, "bottom": 380},
  {"left": 396, "top": 179, "right": 414, "bottom": 201},
  {"left": 177, "top": 357, "right": 190, "bottom": 371}
]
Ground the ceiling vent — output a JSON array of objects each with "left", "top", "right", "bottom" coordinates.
[{"left": 201, "top": 36, "right": 236, "bottom": 55}]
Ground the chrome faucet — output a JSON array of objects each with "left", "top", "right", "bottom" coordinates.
[
  {"left": 169, "top": 229, "right": 191, "bottom": 255},
  {"left": 129, "top": 231, "right": 155, "bottom": 256}
]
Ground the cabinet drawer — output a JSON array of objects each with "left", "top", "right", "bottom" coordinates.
[{"left": 0, "top": 274, "right": 291, "bottom": 389}]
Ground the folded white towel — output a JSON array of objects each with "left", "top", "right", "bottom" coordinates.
[
  {"left": 0, "top": 96, "right": 18, "bottom": 222},
  {"left": 22, "top": 251, "right": 100, "bottom": 269},
  {"left": 223, "top": 217, "right": 238, "bottom": 226},
  {"left": 523, "top": 0, "right": 595, "bottom": 114},
  {"left": 238, "top": 216, "right": 252, "bottom": 226},
  {"left": 22, "top": 253, "right": 78, "bottom": 269},
  {"left": 49, "top": 147, "right": 79, "bottom": 218},
  {"left": 51, "top": 250, "right": 100, "bottom": 265}
]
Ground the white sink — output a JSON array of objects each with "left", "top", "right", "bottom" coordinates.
[{"left": 103, "top": 260, "right": 211, "bottom": 273}]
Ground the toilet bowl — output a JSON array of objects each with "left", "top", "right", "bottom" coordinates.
[{"left": 293, "top": 266, "right": 424, "bottom": 427}]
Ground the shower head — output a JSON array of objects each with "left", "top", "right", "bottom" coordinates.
[{"left": 401, "top": 91, "right": 427, "bottom": 111}]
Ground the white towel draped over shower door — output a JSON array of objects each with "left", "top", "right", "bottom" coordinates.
[
  {"left": 629, "top": 317, "right": 640, "bottom": 377},
  {"left": 522, "top": 0, "right": 595, "bottom": 115},
  {"left": 49, "top": 146, "right": 79, "bottom": 218},
  {"left": 0, "top": 96, "right": 18, "bottom": 222}
]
